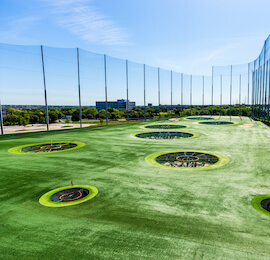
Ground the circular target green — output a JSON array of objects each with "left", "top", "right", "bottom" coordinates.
[
  {"left": 145, "top": 150, "right": 230, "bottom": 171},
  {"left": 39, "top": 185, "right": 98, "bottom": 207},
  {"left": 8, "top": 141, "right": 85, "bottom": 154},
  {"left": 251, "top": 195, "right": 270, "bottom": 217}
]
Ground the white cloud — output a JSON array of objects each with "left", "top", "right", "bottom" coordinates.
[{"left": 42, "top": 0, "right": 129, "bottom": 45}]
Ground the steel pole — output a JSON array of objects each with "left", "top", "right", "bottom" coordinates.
[
  {"left": 104, "top": 54, "right": 108, "bottom": 125},
  {"left": 230, "top": 65, "right": 232, "bottom": 121},
  {"left": 181, "top": 73, "right": 183, "bottom": 116},
  {"left": 158, "top": 67, "right": 160, "bottom": 120},
  {"left": 211, "top": 66, "right": 214, "bottom": 116},
  {"left": 171, "top": 70, "right": 173, "bottom": 118},
  {"left": 77, "top": 48, "right": 82, "bottom": 128},
  {"left": 126, "top": 60, "right": 129, "bottom": 123},
  {"left": 239, "top": 74, "right": 241, "bottom": 118},
  {"left": 190, "top": 75, "right": 192, "bottom": 116},
  {"left": 247, "top": 63, "right": 250, "bottom": 117},
  {"left": 267, "top": 60, "right": 270, "bottom": 123},
  {"left": 41, "top": 45, "right": 49, "bottom": 131},
  {"left": 202, "top": 76, "right": 204, "bottom": 115},
  {"left": 144, "top": 64, "right": 146, "bottom": 121},
  {"left": 220, "top": 75, "right": 222, "bottom": 117},
  {"left": 0, "top": 100, "right": 4, "bottom": 135}
]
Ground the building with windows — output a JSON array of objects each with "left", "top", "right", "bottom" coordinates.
[{"left": 96, "top": 99, "right": 135, "bottom": 111}]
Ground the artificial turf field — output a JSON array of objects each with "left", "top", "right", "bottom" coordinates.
[{"left": 0, "top": 116, "right": 270, "bottom": 259}]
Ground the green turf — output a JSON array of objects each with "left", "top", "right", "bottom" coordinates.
[{"left": 0, "top": 116, "right": 270, "bottom": 259}]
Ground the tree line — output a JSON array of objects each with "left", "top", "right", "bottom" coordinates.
[{"left": 2, "top": 105, "right": 251, "bottom": 126}]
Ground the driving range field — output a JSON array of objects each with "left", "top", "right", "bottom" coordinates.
[{"left": 0, "top": 116, "right": 270, "bottom": 259}]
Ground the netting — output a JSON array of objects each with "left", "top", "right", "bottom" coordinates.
[
  {"left": 50, "top": 188, "right": 89, "bottom": 202},
  {"left": 156, "top": 152, "right": 219, "bottom": 168},
  {"left": 1, "top": 34, "right": 270, "bottom": 135},
  {"left": 135, "top": 132, "right": 193, "bottom": 139},
  {"left": 20, "top": 143, "right": 77, "bottom": 153}
]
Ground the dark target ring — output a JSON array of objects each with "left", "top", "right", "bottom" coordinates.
[
  {"left": 39, "top": 185, "right": 98, "bottom": 207},
  {"left": 8, "top": 141, "right": 86, "bottom": 154}
]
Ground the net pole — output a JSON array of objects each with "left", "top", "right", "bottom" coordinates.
[
  {"left": 220, "top": 75, "right": 222, "bottom": 118},
  {"left": 202, "top": 76, "right": 204, "bottom": 115},
  {"left": 104, "top": 54, "right": 108, "bottom": 125},
  {"left": 126, "top": 59, "right": 129, "bottom": 123},
  {"left": 211, "top": 66, "right": 214, "bottom": 116},
  {"left": 247, "top": 63, "right": 250, "bottom": 117},
  {"left": 262, "top": 43, "right": 266, "bottom": 121},
  {"left": 77, "top": 48, "right": 82, "bottom": 128},
  {"left": 264, "top": 61, "right": 268, "bottom": 122},
  {"left": 144, "top": 64, "right": 146, "bottom": 121},
  {"left": 267, "top": 60, "right": 270, "bottom": 123},
  {"left": 0, "top": 99, "right": 4, "bottom": 135},
  {"left": 230, "top": 65, "right": 232, "bottom": 121},
  {"left": 190, "top": 75, "right": 192, "bottom": 116},
  {"left": 171, "top": 70, "right": 173, "bottom": 118},
  {"left": 158, "top": 67, "right": 160, "bottom": 120},
  {"left": 41, "top": 45, "right": 49, "bottom": 131},
  {"left": 258, "top": 57, "right": 262, "bottom": 120},
  {"left": 181, "top": 73, "right": 183, "bottom": 116},
  {"left": 239, "top": 74, "right": 241, "bottom": 119}
]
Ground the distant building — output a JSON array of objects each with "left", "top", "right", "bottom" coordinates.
[
  {"left": 61, "top": 115, "right": 72, "bottom": 120},
  {"left": 96, "top": 99, "right": 135, "bottom": 111}
]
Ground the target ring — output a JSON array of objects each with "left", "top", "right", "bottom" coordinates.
[
  {"left": 145, "top": 150, "right": 230, "bottom": 170},
  {"left": 39, "top": 185, "right": 98, "bottom": 207},
  {"left": 8, "top": 141, "right": 86, "bottom": 154}
]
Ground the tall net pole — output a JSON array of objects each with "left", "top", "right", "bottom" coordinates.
[
  {"left": 230, "top": 65, "right": 232, "bottom": 121},
  {"left": 262, "top": 43, "right": 266, "bottom": 121},
  {"left": 0, "top": 99, "right": 4, "bottom": 135},
  {"left": 202, "top": 76, "right": 204, "bottom": 115},
  {"left": 77, "top": 48, "right": 82, "bottom": 128},
  {"left": 41, "top": 45, "right": 49, "bottom": 131},
  {"left": 258, "top": 57, "right": 262, "bottom": 120},
  {"left": 181, "top": 73, "right": 183, "bottom": 117},
  {"left": 239, "top": 74, "right": 241, "bottom": 118},
  {"left": 220, "top": 75, "right": 222, "bottom": 118},
  {"left": 211, "top": 67, "right": 214, "bottom": 116},
  {"left": 267, "top": 60, "right": 270, "bottom": 123},
  {"left": 264, "top": 61, "right": 268, "bottom": 122},
  {"left": 126, "top": 60, "right": 129, "bottom": 123},
  {"left": 190, "top": 75, "right": 192, "bottom": 116},
  {"left": 171, "top": 70, "right": 173, "bottom": 118},
  {"left": 158, "top": 67, "right": 160, "bottom": 120},
  {"left": 104, "top": 54, "right": 108, "bottom": 125},
  {"left": 247, "top": 63, "right": 250, "bottom": 117},
  {"left": 144, "top": 64, "right": 146, "bottom": 121}
]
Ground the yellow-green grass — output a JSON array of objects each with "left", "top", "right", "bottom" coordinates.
[{"left": 0, "top": 116, "right": 269, "bottom": 259}]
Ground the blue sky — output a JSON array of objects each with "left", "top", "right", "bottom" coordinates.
[
  {"left": 1, "top": 0, "right": 270, "bottom": 75},
  {"left": 0, "top": 0, "right": 270, "bottom": 105}
]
